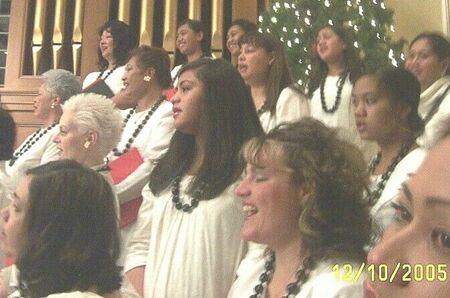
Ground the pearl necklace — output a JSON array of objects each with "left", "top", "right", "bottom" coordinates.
[
  {"left": 112, "top": 98, "right": 164, "bottom": 157},
  {"left": 97, "top": 66, "right": 118, "bottom": 81},
  {"left": 9, "top": 122, "right": 58, "bottom": 167},
  {"left": 368, "top": 142, "right": 414, "bottom": 204},
  {"left": 319, "top": 72, "right": 347, "bottom": 114},
  {"left": 250, "top": 250, "right": 314, "bottom": 298},
  {"left": 171, "top": 176, "right": 208, "bottom": 213}
]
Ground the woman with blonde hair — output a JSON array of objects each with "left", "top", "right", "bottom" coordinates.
[{"left": 229, "top": 118, "right": 371, "bottom": 297}]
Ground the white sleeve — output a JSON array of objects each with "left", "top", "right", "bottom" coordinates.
[
  {"left": 115, "top": 107, "right": 174, "bottom": 204},
  {"left": 123, "top": 185, "right": 155, "bottom": 272},
  {"left": 40, "top": 139, "right": 60, "bottom": 165},
  {"left": 275, "top": 87, "right": 310, "bottom": 127}
]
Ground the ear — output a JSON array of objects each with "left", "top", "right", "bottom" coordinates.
[
  {"left": 441, "top": 57, "right": 450, "bottom": 76},
  {"left": 53, "top": 96, "right": 62, "bottom": 106},
  {"left": 85, "top": 130, "right": 98, "bottom": 146},
  {"left": 196, "top": 31, "right": 204, "bottom": 42},
  {"left": 145, "top": 67, "right": 156, "bottom": 78}
]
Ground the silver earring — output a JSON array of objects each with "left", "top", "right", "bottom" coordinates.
[
  {"left": 51, "top": 103, "right": 56, "bottom": 109},
  {"left": 143, "top": 75, "right": 151, "bottom": 82}
]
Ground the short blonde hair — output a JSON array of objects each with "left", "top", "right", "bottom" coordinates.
[{"left": 63, "top": 93, "right": 122, "bottom": 157}]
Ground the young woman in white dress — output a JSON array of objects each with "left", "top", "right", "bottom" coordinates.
[
  {"left": 123, "top": 58, "right": 263, "bottom": 297},
  {"left": 238, "top": 31, "right": 309, "bottom": 132},
  {"left": 405, "top": 32, "right": 450, "bottom": 146},
  {"left": 2, "top": 69, "right": 81, "bottom": 187},
  {"left": 0, "top": 160, "right": 122, "bottom": 297},
  {"left": 352, "top": 68, "right": 427, "bottom": 231},
  {"left": 229, "top": 118, "right": 371, "bottom": 298},
  {"left": 308, "top": 25, "right": 373, "bottom": 158}
]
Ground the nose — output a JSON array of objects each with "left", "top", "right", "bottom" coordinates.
[
  {"left": 368, "top": 225, "right": 413, "bottom": 287},
  {"left": 234, "top": 179, "right": 250, "bottom": 198},
  {"left": 1, "top": 207, "right": 9, "bottom": 223},
  {"left": 170, "top": 89, "right": 180, "bottom": 104},
  {"left": 352, "top": 99, "right": 366, "bottom": 117},
  {"left": 53, "top": 133, "right": 60, "bottom": 144},
  {"left": 238, "top": 51, "right": 245, "bottom": 62}
]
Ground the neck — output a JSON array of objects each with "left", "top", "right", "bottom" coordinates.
[
  {"left": 187, "top": 138, "right": 205, "bottom": 175},
  {"left": 43, "top": 110, "right": 61, "bottom": 127},
  {"left": 136, "top": 86, "right": 163, "bottom": 112},
  {"left": 250, "top": 83, "right": 267, "bottom": 110},
  {"left": 269, "top": 236, "right": 306, "bottom": 297},
  {"left": 83, "top": 152, "right": 105, "bottom": 168},
  {"left": 375, "top": 133, "right": 413, "bottom": 174},
  {"left": 108, "top": 59, "right": 117, "bottom": 70},
  {"left": 187, "top": 50, "right": 203, "bottom": 62},
  {"left": 327, "top": 61, "right": 345, "bottom": 76}
]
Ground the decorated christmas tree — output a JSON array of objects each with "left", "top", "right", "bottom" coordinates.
[{"left": 258, "top": 0, "right": 406, "bottom": 86}]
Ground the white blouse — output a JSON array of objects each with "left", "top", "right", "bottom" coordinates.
[
  {"left": 2, "top": 125, "right": 60, "bottom": 187},
  {"left": 124, "top": 177, "right": 246, "bottom": 298},
  {"left": 259, "top": 86, "right": 310, "bottom": 132},
  {"left": 228, "top": 249, "right": 364, "bottom": 298},
  {"left": 82, "top": 65, "right": 125, "bottom": 95},
  {"left": 107, "top": 100, "right": 175, "bottom": 205}
]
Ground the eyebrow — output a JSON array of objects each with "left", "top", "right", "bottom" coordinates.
[
  {"left": 400, "top": 183, "right": 413, "bottom": 203},
  {"left": 425, "top": 196, "right": 450, "bottom": 208}
]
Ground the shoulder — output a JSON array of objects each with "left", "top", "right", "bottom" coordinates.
[{"left": 301, "top": 260, "right": 363, "bottom": 298}]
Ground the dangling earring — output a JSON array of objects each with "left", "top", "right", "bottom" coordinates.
[
  {"left": 143, "top": 75, "right": 151, "bottom": 82},
  {"left": 84, "top": 141, "right": 90, "bottom": 149}
]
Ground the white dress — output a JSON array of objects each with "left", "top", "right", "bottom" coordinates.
[
  {"left": 228, "top": 249, "right": 363, "bottom": 298},
  {"left": 82, "top": 65, "right": 125, "bottom": 95},
  {"left": 310, "top": 75, "right": 376, "bottom": 160},
  {"left": 416, "top": 76, "right": 450, "bottom": 147},
  {"left": 259, "top": 86, "right": 310, "bottom": 132},
  {"left": 1, "top": 125, "right": 60, "bottom": 188},
  {"left": 106, "top": 100, "right": 174, "bottom": 265},
  {"left": 370, "top": 148, "right": 427, "bottom": 230},
  {"left": 124, "top": 177, "right": 246, "bottom": 298}
]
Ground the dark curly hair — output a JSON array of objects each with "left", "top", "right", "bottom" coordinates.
[
  {"left": 97, "top": 20, "right": 135, "bottom": 70},
  {"left": 16, "top": 160, "right": 121, "bottom": 297},
  {"left": 241, "top": 118, "right": 371, "bottom": 262}
]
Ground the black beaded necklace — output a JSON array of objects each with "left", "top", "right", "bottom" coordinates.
[
  {"left": 250, "top": 250, "right": 314, "bottom": 298},
  {"left": 112, "top": 98, "right": 164, "bottom": 157},
  {"left": 171, "top": 175, "right": 208, "bottom": 213},
  {"left": 319, "top": 72, "right": 347, "bottom": 114},
  {"left": 9, "top": 122, "right": 58, "bottom": 167},
  {"left": 367, "top": 142, "right": 414, "bottom": 204},
  {"left": 96, "top": 65, "right": 118, "bottom": 81}
]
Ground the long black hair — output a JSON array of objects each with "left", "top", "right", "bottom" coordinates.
[{"left": 149, "top": 58, "right": 263, "bottom": 199}]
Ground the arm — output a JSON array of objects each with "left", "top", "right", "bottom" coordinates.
[{"left": 123, "top": 185, "right": 158, "bottom": 295}]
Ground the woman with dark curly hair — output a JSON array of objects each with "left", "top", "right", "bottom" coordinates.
[
  {"left": 0, "top": 160, "right": 121, "bottom": 297},
  {"left": 83, "top": 20, "right": 135, "bottom": 97},
  {"left": 229, "top": 118, "right": 371, "bottom": 298}
]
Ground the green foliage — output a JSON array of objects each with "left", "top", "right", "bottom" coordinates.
[{"left": 259, "top": 0, "right": 406, "bottom": 86}]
